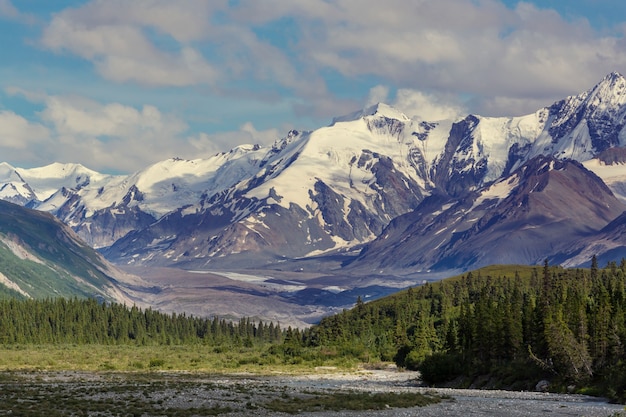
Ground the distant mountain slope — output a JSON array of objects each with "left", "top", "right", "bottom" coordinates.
[
  {"left": 557, "top": 210, "right": 626, "bottom": 268},
  {"left": 0, "top": 200, "right": 137, "bottom": 302},
  {"left": 349, "top": 155, "right": 626, "bottom": 273}
]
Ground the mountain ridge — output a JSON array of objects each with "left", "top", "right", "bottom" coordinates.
[
  {"left": 350, "top": 155, "right": 626, "bottom": 273},
  {"left": 3, "top": 72, "right": 626, "bottom": 274}
]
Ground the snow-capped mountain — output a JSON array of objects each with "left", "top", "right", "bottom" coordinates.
[
  {"left": 0, "top": 148, "right": 267, "bottom": 248},
  {"left": 0, "top": 162, "right": 113, "bottom": 203},
  {"left": 103, "top": 107, "right": 432, "bottom": 268},
  {"left": 350, "top": 155, "right": 626, "bottom": 273},
  {"left": 3, "top": 72, "right": 626, "bottom": 273}
]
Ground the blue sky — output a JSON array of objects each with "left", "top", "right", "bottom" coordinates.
[{"left": 1, "top": 0, "right": 626, "bottom": 173}]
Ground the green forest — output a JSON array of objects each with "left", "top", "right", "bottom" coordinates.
[
  {"left": 303, "top": 258, "right": 626, "bottom": 402},
  {"left": 1, "top": 259, "right": 626, "bottom": 403},
  {"left": 0, "top": 297, "right": 283, "bottom": 346}
]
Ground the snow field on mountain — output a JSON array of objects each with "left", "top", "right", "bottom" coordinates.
[
  {"left": 244, "top": 111, "right": 428, "bottom": 213},
  {"left": 474, "top": 111, "right": 546, "bottom": 182},
  {"left": 583, "top": 158, "right": 626, "bottom": 202},
  {"left": 470, "top": 173, "right": 520, "bottom": 211},
  {"left": 413, "top": 119, "right": 453, "bottom": 168},
  {"left": 18, "top": 162, "right": 113, "bottom": 200}
]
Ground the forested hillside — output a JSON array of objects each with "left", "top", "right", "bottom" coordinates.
[{"left": 304, "top": 259, "right": 626, "bottom": 401}]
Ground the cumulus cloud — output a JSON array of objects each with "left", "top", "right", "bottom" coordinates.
[
  {"left": 37, "top": 0, "right": 626, "bottom": 118},
  {"left": 2, "top": 88, "right": 285, "bottom": 172},
  {"left": 365, "top": 86, "right": 390, "bottom": 107},
  {"left": 364, "top": 85, "right": 467, "bottom": 121},
  {"left": 40, "top": 0, "right": 222, "bottom": 86},
  {"left": 4, "top": 90, "right": 187, "bottom": 171},
  {"left": 15, "top": 0, "right": 626, "bottom": 169},
  {"left": 38, "top": 95, "right": 206, "bottom": 171},
  {"left": 392, "top": 89, "right": 467, "bottom": 121},
  {"left": 39, "top": 96, "right": 187, "bottom": 139},
  {"left": 0, "top": 0, "right": 19, "bottom": 19},
  {"left": 38, "top": 0, "right": 304, "bottom": 92},
  {"left": 0, "top": 111, "right": 52, "bottom": 168},
  {"left": 230, "top": 0, "right": 626, "bottom": 116},
  {"left": 0, "top": 111, "right": 50, "bottom": 149},
  {"left": 476, "top": 95, "right": 558, "bottom": 118}
]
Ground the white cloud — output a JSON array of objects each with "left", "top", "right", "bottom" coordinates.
[
  {"left": 476, "top": 95, "right": 557, "bottom": 118},
  {"left": 365, "top": 85, "right": 467, "bottom": 121},
  {"left": 41, "top": 1, "right": 221, "bottom": 87},
  {"left": 19, "top": 0, "right": 626, "bottom": 165},
  {"left": 0, "top": 111, "right": 53, "bottom": 169},
  {"left": 4, "top": 86, "right": 48, "bottom": 103},
  {"left": 230, "top": 0, "right": 626, "bottom": 116},
  {"left": 2, "top": 88, "right": 286, "bottom": 172},
  {"left": 392, "top": 89, "right": 467, "bottom": 122},
  {"left": 0, "top": 0, "right": 19, "bottom": 19},
  {"left": 3, "top": 90, "right": 191, "bottom": 171},
  {"left": 77, "top": 0, "right": 222, "bottom": 42},
  {"left": 36, "top": 95, "right": 200, "bottom": 171},
  {"left": 239, "top": 122, "right": 280, "bottom": 144},
  {"left": 0, "top": 111, "right": 50, "bottom": 149},
  {"left": 39, "top": 96, "right": 187, "bottom": 139},
  {"left": 365, "top": 86, "right": 390, "bottom": 107},
  {"left": 42, "top": 0, "right": 222, "bottom": 43}
]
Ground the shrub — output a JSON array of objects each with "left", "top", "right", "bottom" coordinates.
[
  {"left": 418, "top": 352, "right": 464, "bottom": 385},
  {"left": 404, "top": 349, "right": 429, "bottom": 371}
]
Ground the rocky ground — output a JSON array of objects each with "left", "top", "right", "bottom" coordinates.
[
  {"left": 262, "top": 370, "right": 626, "bottom": 417},
  {"left": 1, "top": 368, "right": 624, "bottom": 416}
]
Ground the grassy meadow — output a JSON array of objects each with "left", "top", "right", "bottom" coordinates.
[{"left": 0, "top": 343, "right": 360, "bottom": 374}]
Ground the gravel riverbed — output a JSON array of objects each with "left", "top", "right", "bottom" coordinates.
[
  {"left": 262, "top": 370, "right": 626, "bottom": 417},
  {"left": 1, "top": 369, "right": 624, "bottom": 416}
]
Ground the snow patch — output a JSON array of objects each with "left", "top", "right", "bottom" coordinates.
[{"left": 469, "top": 173, "right": 519, "bottom": 210}]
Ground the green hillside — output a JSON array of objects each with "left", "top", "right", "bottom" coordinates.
[
  {"left": 0, "top": 200, "right": 121, "bottom": 300},
  {"left": 303, "top": 260, "right": 626, "bottom": 401}
]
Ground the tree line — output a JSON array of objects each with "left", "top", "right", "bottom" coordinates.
[
  {"left": 0, "top": 297, "right": 283, "bottom": 346},
  {"left": 303, "top": 258, "right": 626, "bottom": 401}
]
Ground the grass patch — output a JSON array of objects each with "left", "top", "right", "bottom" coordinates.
[{"left": 264, "top": 391, "right": 444, "bottom": 414}]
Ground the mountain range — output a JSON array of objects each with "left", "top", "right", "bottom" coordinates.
[{"left": 3, "top": 72, "right": 626, "bottom": 324}]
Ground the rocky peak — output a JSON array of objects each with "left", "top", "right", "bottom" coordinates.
[
  {"left": 431, "top": 115, "right": 485, "bottom": 197},
  {"left": 549, "top": 71, "right": 626, "bottom": 152}
]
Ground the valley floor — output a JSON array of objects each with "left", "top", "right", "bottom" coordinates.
[{"left": 0, "top": 368, "right": 623, "bottom": 416}]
